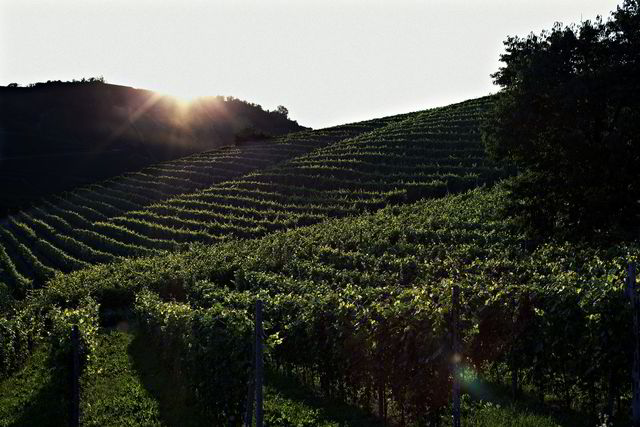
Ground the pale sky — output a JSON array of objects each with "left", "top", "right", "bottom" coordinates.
[{"left": 0, "top": 0, "right": 622, "bottom": 128}]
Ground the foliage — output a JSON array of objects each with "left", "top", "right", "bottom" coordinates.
[
  {"left": 135, "top": 289, "right": 254, "bottom": 423},
  {"left": 483, "top": 0, "right": 640, "bottom": 237},
  {"left": 0, "top": 308, "right": 43, "bottom": 379},
  {"left": 262, "top": 373, "right": 383, "bottom": 427},
  {"left": 464, "top": 402, "right": 561, "bottom": 427},
  {"left": 275, "top": 105, "right": 289, "bottom": 118},
  {"left": 0, "top": 83, "right": 637, "bottom": 423},
  {"left": 49, "top": 296, "right": 100, "bottom": 374},
  {"left": 23, "top": 76, "right": 106, "bottom": 87},
  {"left": 0, "top": 184, "right": 636, "bottom": 423}
]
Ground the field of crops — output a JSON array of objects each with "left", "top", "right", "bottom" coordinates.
[
  {"left": 0, "top": 97, "right": 504, "bottom": 297},
  {"left": 1, "top": 183, "right": 634, "bottom": 425}
]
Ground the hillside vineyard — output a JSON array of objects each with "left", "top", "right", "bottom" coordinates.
[
  {"left": 0, "top": 97, "right": 503, "bottom": 296},
  {"left": 1, "top": 95, "right": 637, "bottom": 426},
  {"left": 6, "top": 182, "right": 635, "bottom": 425}
]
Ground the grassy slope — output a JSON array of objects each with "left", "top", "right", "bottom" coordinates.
[
  {"left": 80, "top": 329, "right": 164, "bottom": 426},
  {"left": 0, "top": 345, "right": 68, "bottom": 427}
]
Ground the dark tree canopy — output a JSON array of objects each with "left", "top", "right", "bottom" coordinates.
[
  {"left": 483, "top": 0, "right": 640, "bottom": 238},
  {"left": 275, "top": 105, "right": 289, "bottom": 118}
]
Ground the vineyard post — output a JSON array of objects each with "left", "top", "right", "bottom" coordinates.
[
  {"left": 628, "top": 262, "right": 639, "bottom": 427},
  {"left": 452, "top": 285, "right": 461, "bottom": 427},
  {"left": 511, "top": 295, "right": 519, "bottom": 401},
  {"left": 244, "top": 342, "right": 255, "bottom": 427},
  {"left": 71, "top": 324, "right": 79, "bottom": 427},
  {"left": 255, "top": 300, "right": 264, "bottom": 427}
]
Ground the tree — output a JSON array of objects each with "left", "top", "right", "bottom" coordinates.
[
  {"left": 275, "top": 105, "right": 289, "bottom": 118},
  {"left": 483, "top": 0, "right": 640, "bottom": 238}
]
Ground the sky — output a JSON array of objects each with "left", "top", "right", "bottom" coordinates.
[{"left": 0, "top": 0, "right": 623, "bottom": 129}]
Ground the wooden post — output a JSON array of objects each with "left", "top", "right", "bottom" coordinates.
[
  {"left": 71, "top": 324, "right": 80, "bottom": 427},
  {"left": 511, "top": 368, "right": 519, "bottom": 400},
  {"left": 244, "top": 308, "right": 256, "bottom": 427},
  {"left": 511, "top": 295, "right": 519, "bottom": 401},
  {"left": 255, "top": 300, "right": 264, "bottom": 427},
  {"left": 628, "top": 263, "right": 639, "bottom": 427},
  {"left": 452, "top": 285, "right": 461, "bottom": 427},
  {"left": 244, "top": 371, "right": 254, "bottom": 427},
  {"left": 378, "top": 383, "right": 385, "bottom": 423}
]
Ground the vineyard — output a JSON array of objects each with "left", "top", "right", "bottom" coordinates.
[
  {"left": 0, "top": 96, "right": 637, "bottom": 426},
  {"left": 0, "top": 96, "right": 502, "bottom": 297}
]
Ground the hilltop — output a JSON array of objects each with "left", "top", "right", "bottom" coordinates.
[{"left": 0, "top": 79, "right": 306, "bottom": 215}]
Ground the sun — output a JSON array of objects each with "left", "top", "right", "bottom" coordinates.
[{"left": 165, "top": 86, "right": 203, "bottom": 104}]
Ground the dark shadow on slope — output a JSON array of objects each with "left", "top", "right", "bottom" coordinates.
[
  {"left": 0, "top": 345, "right": 68, "bottom": 427},
  {"left": 128, "top": 328, "right": 210, "bottom": 427},
  {"left": 265, "top": 367, "right": 383, "bottom": 427},
  {"left": 130, "top": 326, "right": 382, "bottom": 426},
  {"left": 463, "top": 376, "right": 596, "bottom": 427}
]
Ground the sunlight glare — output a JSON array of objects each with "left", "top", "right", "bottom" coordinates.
[{"left": 163, "top": 86, "right": 203, "bottom": 105}]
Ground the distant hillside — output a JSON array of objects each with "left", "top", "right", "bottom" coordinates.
[{"left": 0, "top": 79, "right": 306, "bottom": 215}]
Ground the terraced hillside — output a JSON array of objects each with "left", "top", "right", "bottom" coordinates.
[
  {"left": 0, "top": 112, "right": 411, "bottom": 293},
  {"left": 0, "top": 96, "right": 504, "bottom": 296}
]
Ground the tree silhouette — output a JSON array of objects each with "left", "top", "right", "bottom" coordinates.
[
  {"left": 483, "top": 0, "right": 640, "bottom": 238},
  {"left": 275, "top": 105, "right": 289, "bottom": 118}
]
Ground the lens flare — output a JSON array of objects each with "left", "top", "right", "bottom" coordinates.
[{"left": 456, "top": 362, "right": 493, "bottom": 401}]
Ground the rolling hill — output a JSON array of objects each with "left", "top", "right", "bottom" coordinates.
[{"left": 0, "top": 80, "right": 305, "bottom": 215}]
